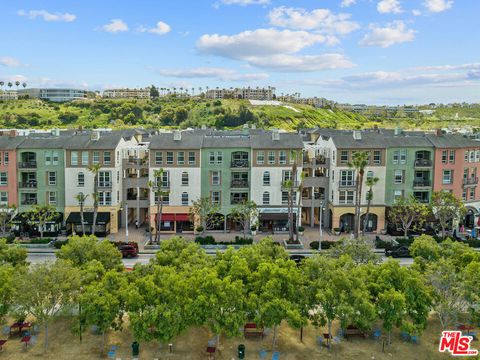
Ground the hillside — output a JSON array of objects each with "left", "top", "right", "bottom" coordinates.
[{"left": 0, "top": 98, "right": 478, "bottom": 130}]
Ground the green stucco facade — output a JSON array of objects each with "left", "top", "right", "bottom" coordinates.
[
  {"left": 17, "top": 148, "right": 66, "bottom": 213},
  {"left": 385, "top": 146, "right": 434, "bottom": 206}
]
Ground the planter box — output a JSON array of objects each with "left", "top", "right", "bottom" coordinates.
[
  {"left": 283, "top": 239, "right": 304, "bottom": 249},
  {"left": 17, "top": 243, "right": 54, "bottom": 248},
  {"left": 200, "top": 244, "right": 245, "bottom": 250}
]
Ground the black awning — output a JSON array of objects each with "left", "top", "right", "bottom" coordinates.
[{"left": 66, "top": 212, "right": 111, "bottom": 225}]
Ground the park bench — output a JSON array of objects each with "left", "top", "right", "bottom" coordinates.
[{"left": 244, "top": 323, "right": 264, "bottom": 339}]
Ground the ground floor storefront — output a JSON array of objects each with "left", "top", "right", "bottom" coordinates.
[
  {"left": 258, "top": 208, "right": 299, "bottom": 234},
  {"left": 11, "top": 212, "right": 63, "bottom": 237},
  {"left": 64, "top": 205, "right": 121, "bottom": 236},
  {"left": 328, "top": 205, "right": 386, "bottom": 234},
  {"left": 150, "top": 206, "right": 194, "bottom": 234}
]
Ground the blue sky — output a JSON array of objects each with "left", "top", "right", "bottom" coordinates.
[{"left": 1, "top": 0, "right": 479, "bottom": 104}]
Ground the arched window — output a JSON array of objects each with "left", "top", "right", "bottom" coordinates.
[
  {"left": 181, "top": 172, "right": 189, "bottom": 186},
  {"left": 262, "top": 191, "right": 270, "bottom": 205},
  {"left": 77, "top": 172, "right": 85, "bottom": 186},
  {"left": 181, "top": 192, "right": 189, "bottom": 206},
  {"left": 263, "top": 171, "right": 270, "bottom": 186}
]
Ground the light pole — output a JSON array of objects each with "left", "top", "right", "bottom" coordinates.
[
  {"left": 318, "top": 200, "right": 325, "bottom": 251},
  {"left": 125, "top": 201, "right": 129, "bottom": 243}
]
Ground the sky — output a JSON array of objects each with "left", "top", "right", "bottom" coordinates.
[{"left": 1, "top": 0, "right": 479, "bottom": 105}]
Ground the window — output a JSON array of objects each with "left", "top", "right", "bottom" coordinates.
[
  {"left": 442, "top": 170, "right": 453, "bottom": 184},
  {"left": 268, "top": 151, "right": 275, "bottom": 165},
  {"left": 469, "top": 150, "right": 474, "bottom": 163},
  {"left": 394, "top": 170, "right": 403, "bottom": 184},
  {"left": 393, "top": 190, "right": 404, "bottom": 202},
  {"left": 281, "top": 191, "right": 289, "bottom": 205},
  {"left": 45, "top": 151, "right": 51, "bottom": 165},
  {"left": 188, "top": 151, "right": 196, "bottom": 165},
  {"left": 476, "top": 150, "right": 480, "bottom": 162},
  {"left": 373, "top": 151, "right": 381, "bottom": 165},
  {"left": 366, "top": 171, "right": 374, "bottom": 180},
  {"left": 48, "top": 191, "right": 57, "bottom": 205},
  {"left": 181, "top": 172, "right": 189, "bottom": 186},
  {"left": 93, "top": 151, "right": 100, "bottom": 164},
  {"left": 166, "top": 151, "right": 174, "bottom": 165},
  {"left": 81, "top": 151, "right": 89, "bottom": 165},
  {"left": 340, "top": 150, "right": 348, "bottom": 164},
  {"left": 155, "top": 193, "right": 169, "bottom": 205},
  {"left": 449, "top": 150, "right": 455, "bottom": 163},
  {"left": 103, "top": 151, "right": 111, "bottom": 165},
  {"left": 211, "top": 191, "right": 221, "bottom": 205},
  {"left": 393, "top": 150, "right": 399, "bottom": 164},
  {"left": 156, "top": 171, "right": 169, "bottom": 187},
  {"left": 216, "top": 151, "right": 223, "bottom": 164},
  {"left": 181, "top": 192, "right": 189, "bottom": 206},
  {"left": 279, "top": 151, "right": 286, "bottom": 165},
  {"left": 462, "top": 190, "right": 467, "bottom": 201},
  {"left": 155, "top": 151, "right": 163, "bottom": 165},
  {"left": 339, "top": 190, "right": 355, "bottom": 204},
  {"left": 177, "top": 151, "right": 185, "bottom": 165},
  {"left": 289, "top": 151, "right": 296, "bottom": 164},
  {"left": 48, "top": 171, "right": 56, "bottom": 186},
  {"left": 465, "top": 151, "right": 469, "bottom": 162},
  {"left": 209, "top": 152, "right": 215, "bottom": 165},
  {"left": 262, "top": 191, "right": 270, "bottom": 205},
  {"left": 211, "top": 171, "right": 221, "bottom": 185},
  {"left": 0, "top": 192, "right": 7, "bottom": 205},
  {"left": 52, "top": 151, "right": 58, "bottom": 165},
  {"left": 400, "top": 149, "right": 407, "bottom": 164},
  {"left": 3, "top": 152, "right": 8, "bottom": 165},
  {"left": 77, "top": 172, "right": 85, "bottom": 186},
  {"left": 117, "top": 171, "right": 119, "bottom": 183},
  {"left": 0, "top": 172, "right": 7, "bottom": 186},
  {"left": 470, "top": 187, "right": 475, "bottom": 200},
  {"left": 282, "top": 170, "right": 293, "bottom": 183},
  {"left": 263, "top": 171, "right": 270, "bottom": 186},
  {"left": 98, "top": 171, "right": 111, "bottom": 187},
  {"left": 441, "top": 150, "right": 448, "bottom": 164},
  {"left": 256, "top": 151, "right": 265, "bottom": 165},
  {"left": 339, "top": 170, "right": 355, "bottom": 186},
  {"left": 71, "top": 151, "right": 78, "bottom": 165},
  {"left": 99, "top": 192, "right": 112, "bottom": 206}
]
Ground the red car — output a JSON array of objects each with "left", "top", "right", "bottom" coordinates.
[{"left": 118, "top": 244, "right": 138, "bottom": 258}]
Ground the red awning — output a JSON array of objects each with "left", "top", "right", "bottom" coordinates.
[
  {"left": 155, "top": 214, "right": 190, "bottom": 222},
  {"left": 156, "top": 214, "right": 175, "bottom": 221},
  {"left": 175, "top": 214, "right": 190, "bottom": 221}
]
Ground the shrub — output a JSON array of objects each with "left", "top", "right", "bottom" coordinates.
[
  {"left": 466, "top": 239, "right": 480, "bottom": 248},
  {"left": 196, "top": 226, "right": 204, "bottom": 233},
  {"left": 310, "top": 240, "right": 336, "bottom": 250},
  {"left": 250, "top": 225, "right": 257, "bottom": 231},
  {"left": 5, "top": 233, "right": 15, "bottom": 244},
  {"left": 53, "top": 240, "right": 68, "bottom": 249},
  {"left": 395, "top": 237, "right": 414, "bottom": 246},
  {"left": 232, "top": 236, "right": 253, "bottom": 245},
  {"left": 298, "top": 226, "right": 305, "bottom": 232},
  {"left": 333, "top": 227, "right": 341, "bottom": 232},
  {"left": 28, "top": 238, "right": 53, "bottom": 244},
  {"left": 194, "top": 235, "right": 216, "bottom": 245}
]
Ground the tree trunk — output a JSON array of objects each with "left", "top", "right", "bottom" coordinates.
[
  {"left": 272, "top": 325, "right": 278, "bottom": 350},
  {"left": 327, "top": 319, "right": 332, "bottom": 348},
  {"left": 295, "top": 184, "right": 302, "bottom": 243},
  {"left": 44, "top": 323, "right": 48, "bottom": 351},
  {"left": 148, "top": 205, "right": 152, "bottom": 243},
  {"left": 80, "top": 203, "right": 85, "bottom": 236},
  {"left": 101, "top": 330, "right": 106, "bottom": 356},
  {"left": 92, "top": 173, "right": 98, "bottom": 236},
  {"left": 156, "top": 199, "right": 163, "bottom": 243},
  {"left": 363, "top": 195, "right": 372, "bottom": 236},
  {"left": 355, "top": 174, "right": 364, "bottom": 239}
]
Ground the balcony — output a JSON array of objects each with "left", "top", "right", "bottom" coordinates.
[
  {"left": 154, "top": 182, "right": 170, "bottom": 190},
  {"left": 303, "top": 156, "right": 329, "bottom": 168},
  {"left": 230, "top": 159, "right": 249, "bottom": 168},
  {"left": 98, "top": 181, "right": 113, "bottom": 189},
  {"left": 339, "top": 181, "right": 356, "bottom": 188},
  {"left": 413, "top": 179, "right": 431, "bottom": 188},
  {"left": 303, "top": 176, "right": 328, "bottom": 188},
  {"left": 21, "top": 198, "right": 37, "bottom": 206},
  {"left": 123, "top": 158, "right": 149, "bottom": 169},
  {"left": 414, "top": 159, "right": 432, "bottom": 168},
  {"left": 301, "top": 195, "right": 325, "bottom": 207},
  {"left": 463, "top": 177, "right": 479, "bottom": 186},
  {"left": 281, "top": 180, "right": 300, "bottom": 189},
  {"left": 19, "top": 181, "right": 37, "bottom": 189},
  {"left": 123, "top": 177, "right": 148, "bottom": 188},
  {"left": 18, "top": 161, "right": 37, "bottom": 169},
  {"left": 230, "top": 179, "right": 249, "bottom": 188}
]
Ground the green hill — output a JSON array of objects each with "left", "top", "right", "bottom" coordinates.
[{"left": 0, "top": 98, "right": 478, "bottom": 130}]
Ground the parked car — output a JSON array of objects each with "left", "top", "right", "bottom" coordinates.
[
  {"left": 118, "top": 244, "right": 138, "bottom": 258},
  {"left": 289, "top": 254, "right": 306, "bottom": 265},
  {"left": 385, "top": 245, "right": 411, "bottom": 258}
]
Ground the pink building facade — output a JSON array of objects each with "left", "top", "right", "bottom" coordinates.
[{"left": 0, "top": 136, "right": 25, "bottom": 207}]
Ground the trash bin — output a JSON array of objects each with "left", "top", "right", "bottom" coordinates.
[
  {"left": 132, "top": 341, "right": 139, "bottom": 356},
  {"left": 238, "top": 344, "right": 245, "bottom": 359}
]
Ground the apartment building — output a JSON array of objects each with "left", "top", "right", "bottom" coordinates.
[
  {"left": 205, "top": 87, "right": 274, "bottom": 100},
  {"left": 64, "top": 130, "right": 136, "bottom": 236},
  {"left": 0, "top": 136, "right": 25, "bottom": 207},
  {"left": 103, "top": 88, "right": 151, "bottom": 100},
  {"left": 0, "top": 90, "right": 18, "bottom": 101},
  {"left": 17, "top": 88, "right": 87, "bottom": 102}
]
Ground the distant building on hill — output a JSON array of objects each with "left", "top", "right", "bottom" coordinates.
[
  {"left": 0, "top": 91, "right": 18, "bottom": 101},
  {"left": 205, "top": 87, "right": 274, "bottom": 100},
  {"left": 102, "top": 88, "right": 151, "bottom": 100},
  {"left": 17, "top": 88, "right": 87, "bottom": 102}
]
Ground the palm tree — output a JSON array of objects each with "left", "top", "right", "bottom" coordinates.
[
  {"left": 0, "top": 81, "right": 4, "bottom": 90},
  {"left": 22, "top": 82, "right": 27, "bottom": 89},
  {"left": 7, "top": 82, "right": 12, "bottom": 90},
  {"left": 15, "top": 81, "right": 20, "bottom": 89},
  {"left": 283, "top": 150, "right": 299, "bottom": 242},
  {"left": 362, "top": 176, "right": 379, "bottom": 236},
  {"left": 295, "top": 170, "right": 304, "bottom": 243},
  {"left": 152, "top": 168, "right": 169, "bottom": 243},
  {"left": 75, "top": 193, "right": 89, "bottom": 236},
  {"left": 88, "top": 164, "right": 102, "bottom": 236},
  {"left": 348, "top": 151, "right": 369, "bottom": 239}
]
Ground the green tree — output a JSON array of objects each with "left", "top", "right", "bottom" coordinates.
[
  {"left": 190, "top": 196, "right": 221, "bottom": 234},
  {"left": 377, "top": 289, "right": 406, "bottom": 344},
  {"left": 283, "top": 150, "right": 300, "bottom": 242},
  {"left": 14, "top": 261, "right": 81, "bottom": 350},
  {"left": 149, "top": 85, "right": 159, "bottom": 100},
  {"left": 431, "top": 191, "right": 466, "bottom": 238},
  {"left": 0, "top": 204, "right": 15, "bottom": 235},
  {"left": 153, "top": 236, "right": 210, "bottom": 271},
  {"left": 0, "top": 265, "right": 15, "bottom": 324},
  {"left": 229, "top": 200, "right": 258, "bottom": 239},
  {"left": 363, "top": 176, "right": 379, "bottom": 235},
  {"left": 56, "top": 235, "right": 123, "bottom": 271},
  {"left": 464, "top": 261, "right": 480, "bottom": 324},
  {"left": 348, "top": 151, "right": 369, "bottom": 238},
  {"left": 388, "top": 195, "right": 429, "bottom": 237},
  {"left": 328, "top": 237, "right": 380, "bottom": 265},
  {"left": 88, "top": 163, "right": 102, "bottom": 235},
  {"left": 26, "top": 204, "right": 59, "bottom": 238},
  {"left": 0, "top": 239, "right": 27, "bottom": 267}
]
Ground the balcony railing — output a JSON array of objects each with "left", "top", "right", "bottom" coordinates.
[
  {"left": 18, "top": 161, "right": 37, "bottom": 169},
  {"left": 155, "top": 182, "right": 170, "bottom": 189},
  {"left": 21, "top": 199, "right": 37, "bottom": 205},
  {"left": 413, "top": 179, "right": 431, "bottom": 187},
  {"left": 303, "top": 156, "right": 327, "bottom": 165},
  {"left": 19, "top": 181, "right": 37, "bottom": 189},
  {"left": 339, "top": 181, "right": 356, "bottom": 188},
  {"left": 230, "top": 179, "right": 249, "bottom": 188},
  {"left": 281, "top": 180, "right": 300, "bottom": 189},
  {"left": 230, "top": 160, "right": 249, "bottom": 168},
  {"left": 463, "top": 177, "right": 479, "bottom": 186},
  {"left": 414, "top": 159, "right": 432, "bottom": 167},
  {"left": 98, "top": 181, "right": 113, "bottom": 188},
  {"left": 231, "top": 197, "right": 249, "bottom": 205}
]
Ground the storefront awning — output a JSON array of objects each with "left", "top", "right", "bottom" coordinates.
[
  {"left": 155, "top": 213, "right": 191, "bottom": 222},
  {"left": 66, "top": 212, "right": 110, "bottom": 225},
  {"left": 260, "top": 213, "right": 296, "bottom": 221}
]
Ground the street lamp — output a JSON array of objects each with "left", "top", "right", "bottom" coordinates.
[
  {"left": 318, "top": 200, "right": 325, "bottom": 251},
  {"left": 125, "top": 201, "right": 129, "bottom": 243}
]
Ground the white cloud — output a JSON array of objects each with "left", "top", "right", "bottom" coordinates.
[
  {"left": 158, "top": 67, "right": 269, "bottom": 81},
  {"left": 102, "top": 19, "right": 128, "bottom": 33},
  {"left": 377, "top": 0, "right": 403, "bottom": 14},
  {"left": 414, "top": 63, "right": 480, "bottom": 71},
  {"left": 359, "top": 21, "right": 415, "bottom": 48},
  {"left": 0, "top": 75, "right": 28, "bottom": 83},
  {"left": 341, "top": 0, "right": 357, "bottom": 8},
  {"left": 267, "top": 6, "right": 360, "bottom": 36},
  {"left": 220, "top": 0, "right": 269, "bottom": 5},
  {"left": 17, "top": 9, "right": 76, "bottom": 22},
  {"left": 0, "top": 57, "right": 23, "bottom": 67},
  {"left": 412, "top": 9, "right": 422, "bottom": 16},
  {"left": 245, "top": 53, "right": 355, "bottom": 72},
  {"left": 139, "top": 21, "right": 171, "bottom": 35},
  {"left": 423, "top": 0, "right": 453, "bottom": 13}
]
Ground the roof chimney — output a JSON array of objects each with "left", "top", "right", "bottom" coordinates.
[
  {"left": 353, "top": 130, "right": 362, "bottom": 140},
  {"left": 173, "top": 130, "right": 182, "bottom": 141},
  {"left": 435, "top": 129, "right": 443, "bottom": 136},
  {"left": 91, "top": 130, "right": 100, "bottom": 141},
  {"left": 394, "top": 127, "right": 402, "bottom": 136},
  {"left": 272, "top": 129, "right": 280, "bottom": 141}
]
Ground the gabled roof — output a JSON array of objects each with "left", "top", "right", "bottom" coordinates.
[
  {"left": 0, "top": 136, "right": 27, "bottom": 149},
  {"left": 63, "top": 131, "right": 126, "bottom": 150},
  {"left": 425, "top": 133, "right": 480, "bottom": 148},
  {"left": 250, "top": 131, "right": 303, "bottom": 149},
  {"left": 17, "top": 135, "right": 73, "bottom": 149},
  {"left": 148, "top": 130, "right": 205, "bottom": 150}
]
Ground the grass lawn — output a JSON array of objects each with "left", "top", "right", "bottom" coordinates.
[{"left": 0, "top": 316, "right": 466, "bottom": 359}]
